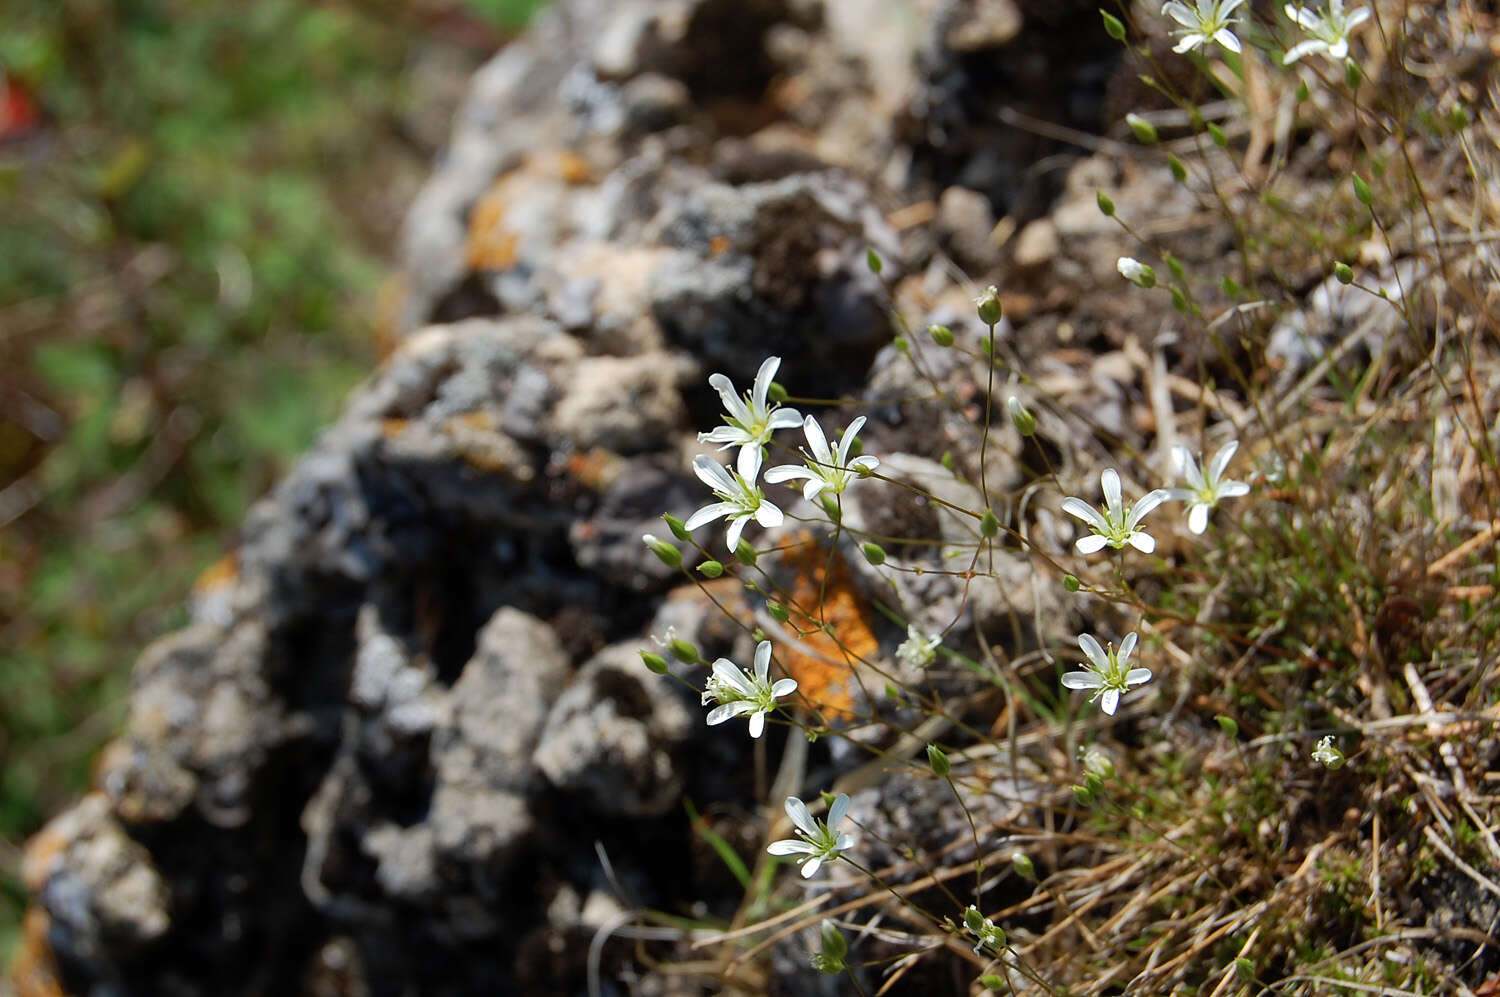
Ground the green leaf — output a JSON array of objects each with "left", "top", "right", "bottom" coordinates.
[{"left": 683, "top": 798, "right": 751, "bottom": 889}]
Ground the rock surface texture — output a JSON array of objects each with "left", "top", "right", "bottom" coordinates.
[{"left": 17, "top": 0, "right": 1156, "bottom": 993}]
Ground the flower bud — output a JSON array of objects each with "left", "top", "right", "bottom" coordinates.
[
  {"left": 697, "top": 559, "right": 724, "bottom": 578},
  {"left": 1352, "top": 173, "right": 1372, "bottom": 207},
  {"left": 816, "top": 919, "right": 847, "bottom": 969},
  {"left": 866, "top": 248, "right": 883, "bottom": 274},
  {"left": 1007, "top": 396, "right": 1036, "bottom": 437},
  {"left": 1334, "top": 261, "right": 1353, "bottom": 285},
  {"left": 893, "top": 336, "right": 909, "bottom": 352},
  {"left": 1125, "top": 113, "right": 1158, "bottom": 144},
  {"left": 640, "top": 651, "right": 669, "bottom": 674},
  {"left": 1011, "top": 851, "right": 1037, "bottom": 881},
  {"left": 642, "top": 534, "right": 682, "bottom": 568},
  {"left": 1167, "top": 153, "right": 1187, "bottom": 183},
  {"left": 1164, "top": 253, "right": 1185, "bottom": 282},
  {"left": 1096, "top": 190, "right": 1115, "bottom": 217},
  {"left": 975, "top": 285, "right": 1003, "bottom": 326},
  {"left": 927, "top": 743, "right": 951, "bottom": 777},
  {"left": 929, "top": 324, "right": 954, "bottom": 347},
  {"left": 669, "top": 639, "right": 700, "bottom": 663},
  {"left": 819, "top": 494, "right": 842, "bottom": 523},
  {"left": 734, "top": 539, "right": 758, "bottom": 566},
  {"left": 1063, "top": 574, "right": 1081, "bottom": 592},
  {"left": 1116, "top": 257, "right": 1156, "bottom": 288},
  {"left": 980, "top": 509, "right": 999, "bottom": 537},
  {"left": 1216, "top": 714, "right": 1239, "bottom": 738},
  {"left": 1295, "top": 80, "right": 1310, "bottom": 102},
  {"left": 663, "top": 514, "right": 691, "bottom": 541},
  {"left": 862, "top": 542, "right": 887, "bottom": 566},
  {"left": 1100, "top": 10, "right": 1126, "bottom": 40},
  {"left": 1208, "top": 122, "right": 1228, "bottom": 148},
  {"left": 767, "top": 601, "right": 791, "bottom": 623},
  {"left": 1344, "top": 57, "right": 1362, "bottom": 90}
]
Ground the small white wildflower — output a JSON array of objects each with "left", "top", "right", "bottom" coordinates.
[
  {"left": 963, "top": 906, "right": 1006, "bottom": 954},
  {"left": 1283, "top": 0, "right": 1369, "bottom": 63},
  {"left": 1080, "top": 744, "right": 1115, "bottom": 780},
  {"left": 896, "top": 625, "right": 942, "bottom": 668},
  {"left": 1116, "top": 256, "right": 1157, "bottom": 288},
  {"left": 1061, "top": 468, "right": 1170, "bottom": 554},
  {"left": 702, "top": 639, "right": 798, "bottom": 739},
  {"left": 764, "top": 415, "right": 880, "bottom": 502},
  {"left": 1061, "top": 632, "right": 1153, "bottom": 716},
  {"left": 1169, "top": 440, "right": 1251, "bottom": 534},
  {"left": 698, "top": 355, "right": 804, "bottom": 458},
  {"left": 1312, "top": 735, "right": 1345, "bottom": 769},
  {"left": 766, "top": 793, "right": 855, "bottom": 878},
  {"left": 685, "top": 446, "right": 784, "bottom": 550},
  {"left": 1161, "top": 0, "right": 1247, "bottom": 54}
]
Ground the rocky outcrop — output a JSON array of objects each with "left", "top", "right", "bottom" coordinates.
[{"left": 18, "top": 0, "right": 1141, "bottom": 993}]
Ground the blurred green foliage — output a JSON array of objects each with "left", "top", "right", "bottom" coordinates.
[{"left": 0, "top": 0, "right": 546, "bottom": 961}]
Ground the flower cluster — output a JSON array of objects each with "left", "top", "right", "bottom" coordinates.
[
  {"left": 1283, "top": 1, "right": 1369, "bottom": 64},
  {"left": 1161, "top": 0, "right": 1246, "bottom": 54}
]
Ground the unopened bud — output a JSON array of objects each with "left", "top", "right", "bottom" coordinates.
[
  {"left": 929, "top": 324, "right": 954, "bottom": 347},
  {"left": 1096, "top": 190, "right": 1116, "bottom": 217},
  {"left": 975, "top": 286, "right": 1003, "bottom": 326},
  {"left": 1011, "top": 852, "right": 1037, "bottom": 881},
  {"left": 1007, "top": 396, "right": 1036, "bottom": 436},
  {"left": 697, "top": 559, "right": 724, "bottom": 578},
  {"left": 862, "top": 542, "right": 887, "bottom": 566},
  {"left": 1116, "top": 257, "right": 1156, "bottom": 288},
  {"left": 640, "top": 651, "right": 669, "bottom": 674},
  {"left": 1100, "top": 9, "right": 1126, "bottom": 40},
  {"left": 642, "top": 534, "right": 682, "bottom": 568},
  {"left": 927, "top": 743, "right": 951, "bottom": 777},
  {"left": 1126, "top": 112, "right": 1158, "bottom": 144}
]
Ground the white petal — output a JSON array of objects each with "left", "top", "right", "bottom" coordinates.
[
  {"left": 1345, "top": 7, "right": 1370, "bottom": 27},
  {"left": 764, "top": 464, "right": 812, "bottom": 484},
  {"left": 709, "top": 372, "right": 751, "bottom": 425},
  {"left": 1061, "top": 497, "right": 1109, "bottom": 530},
  {"left": 1118, "top": 632, "right": 1139, "bottom": 664},
  {"left": 767, "top": 408, "right": 804, "bottom": 430},
  {"left": 1075, "top": 534, "right": 1109, "bottom": 554},
  {"left": 802, "top": 478, "right": 829, "bottom": 503},
  {"left": 785, "top": 796, "right": 818, "bottom": 837},
  {"left": 827, "top": 793, "right": 851, "bottom": 829},
  {"left": 802, "top": 417, "right": 831, "bottom": 465},
  {"left": 750, "top": 356, "right": 781, "bottom": 413},
  {"left": 767, "top": 839, "right": 815, "bottom": 856},
  {"left": 1078, "top": 633, "right": 1110, "bottom": 672},
  {"left": 693, "top": 455, "right": 735, "bottom": 492},
  {"left": 699, "top": 426, "right": 750, "bottom": 447},
  {"left": 1216, "top": 28, "right": 1242, "bottom": 52},
  {"left": 714, "top": 660, "right": 758, "bottom": 697},
  {"left": 1283, "top": 3, "right": 1301, "bottom": 21},
  {"left": 834, "top": 833, "right": 854, "bottom": 852},
  {"left": 754, "top": 501, "right": 784, "bottom": 528},
  {"left": 1101, "top": 468, "right": 1123, "bottom": 518},
  {"left": 1220, "top": 0, "right": 1247, "bottom": 14},
  {"left": 707, "top": 702, "right": 753, "bottom": 725},
  {"left": 1219, "top": 480, "right": 1250, "bottom": 498},
  {"left": 770, "top": 678, "right": 798, "bottom": 698},
  {"left": 838, "top": 416, "right": 867, "bottom": 463},
  {"left": 1125, "top": 667, "right": 1153, "bottom": 687},
  {"left": 1100, "top": 689, "right": 1121, "bottom": 715},
  {"left": 1162, "top": 1, "right": 1196, "bottom": 26},
  {"left": 748, "top": 711, "right": 766, "bottom": 738},
  {"left": 736, "top": 444, "right": 762, "bottom": 483},
  {"left": 1172, "top": 444, "right": 1197, "bottom": 482},
  {"left": 685, "top": 502, "right": 737, "bottom": 532},
  {"left": 1127, "top": 531, "right": 1157, "bottom": 553},
  {"left": 1173, "top": 33, "right": 1206, "bottom": 53},
  {"left": 724, "top": 515, "right": 749, "bottom": 552},
  {"left": 1127, "top": 488, "right": 1170, "bottom": 529},
  {"left": 1327, "top": 38, "right": 1349, "bottom": 59},
  {"left": 754, "top": 640, "right": 773, "bottom": 681},
  {"left": 1188, "top": 502, "right": 1210, "bottom": 534},
  {"left": 849, "top": 455, "right": 879, "bottom": 474},
  {"left": 1061, "top": 671, "right": 1104, "bottom": 690},
  {"left": 1208, "top": 440, "right": 1239, "bottom": 484},
  {"left": 800, "top": 856, "right": 823, "bottom": 878}
]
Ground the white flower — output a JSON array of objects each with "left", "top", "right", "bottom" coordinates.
[
  {"left": 1312, "top": 735, "right": 1345, "bottom": 768},
  {"left": 685, "top": 446, "right": 784, "bottom": 550},
  {"left": 1168, "top": 440, "right": 1250, "bottom": 534},
  {"left": 1116, "top": 257, "right": 1157, "bottom": 288},
  {"left": 1283, "top": 0, "right": 1369, "bottom": 63},
  {"left": 1061, "top": 468, "right": 1170, "bottom": 554},
  {"left": 1161, "top": 0, "right": 1247, "bottom": 54},
  {"left": 702, "top": 639, "right": 798, "bottom": 739},
  {"left": 764, "top": 415, "right": 880, "bottom": 503},
  {"left": 698, "top": 355, "right": 804, "bottom": 457},
  {"left": 963, "top": 906, "right": 1006, "bottom": 954},
  {"left": 766, "top": 793, "right": 855, "bottom": 878},
  {"left": 895, "top": 625, "right": 942, "bottom": 668},
  {"left": 1061, "top": 633, "right": 1153, "bottom": 715}
]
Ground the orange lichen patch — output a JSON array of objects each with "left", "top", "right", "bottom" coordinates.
[
  {"left": 565, "top": 447, "right": 626, "bottom": 493},
  {"left": 441, "top": 410, "right": 534, "bottom": 481},
  {"left": 708, "top": 235, "right": 732, "bottom": 257},
  {"left": 774, "top": 531, "right": 878, "bottom": 723},
  {"left": 373, "top": 273, "right": 408, "bottom": 359},
  {"left": 7, "top": 908, "right": 64, "bottom": 997},
  {"left": 555, "top": 149, "right": 594, "bottom": 185},
  {"left": 380, "top": 417, "right": 411, "bottom": 439},
  {"left": 465, "top": 188, "right": 519, "bottom": 271},
  {"left": 191, "top": 551, "right": 238, "bottom": 597}
]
